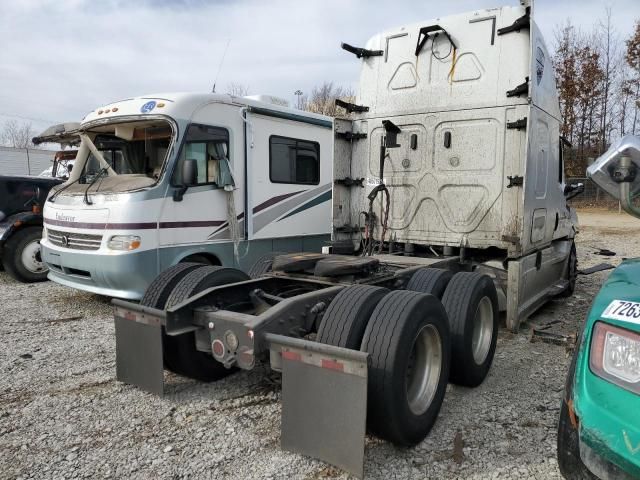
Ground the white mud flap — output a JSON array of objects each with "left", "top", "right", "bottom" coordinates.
[
  {"left": 113, "top": 300, "right": 166, "bottom": 396},
  {"left": 265, "top": 334, "right": 368, "bottom": 478}
]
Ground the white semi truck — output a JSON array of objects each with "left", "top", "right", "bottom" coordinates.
[
  {"left": 38, "top": 95, "right": 334, "bottom": 299},
  {"left": 112, "top": 1, "right": 580, "bottom": 476}
]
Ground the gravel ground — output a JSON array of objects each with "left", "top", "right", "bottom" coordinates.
[{"left": 2, "top": 209, "right": 640, "bottom": 480}]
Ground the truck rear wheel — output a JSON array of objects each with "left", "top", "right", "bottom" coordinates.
[
  {"left": 360, "top": 290, "right": 450, "bottom": 446},
  {"left": 441, "top": 272, "right": 498, "bottom": 387},
  {"left": 2, "top": 226, "right": 48, "bottom": 283},
  {"left": 248, "top": 252, "right": 285, "bottom": 278},
  {"left": 406, "top": 268, "right": 453, "bottom": 299},
  {"left": 317, "top": 285, "right": 388, "bottom": 349},
  {"left": 140, "top": 262, "right": 203, "bottom": 309},
  {"left": 140, "top": 262, "right": 208, "bottom": 372},
  {"left": 164, "top": 266, "right": 250, "bottom": 382},
  {"left": 559, "top": 242, "right": 578, "bottom": 298}
]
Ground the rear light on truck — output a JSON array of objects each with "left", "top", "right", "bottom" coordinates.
[{"left": 590, "top": 321, "right": 640, "bottom": 394}]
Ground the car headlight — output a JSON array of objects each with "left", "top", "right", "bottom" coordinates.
[
  {"left": 107, "top": 235, "right": 141, "bottom": 251},
  {"left": 590, "top": 321, "right": 640, "bottom": 394}
]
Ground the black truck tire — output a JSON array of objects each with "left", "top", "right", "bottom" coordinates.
[
  {"left": 164, "top": 266, "right": 250, "bottom": 382},
  {"left": 248, "top": 252, "right": 285, "bottom": 278},
  {"left": 140, "top": 262, "right": 204, "bottom": 309},
  {"left": 406, "top": 268, "right": 453, "bottom": 299},
  {"left": 361, "top": 290, "right": 450, "bottom": 446},
  {"left": 317, "top": 285, "right": 389, "bottom": 349},
  {"left": 140, "top": 262, "right": 208, "bottom": 372},
  {"left": 559, "top": 242, "right": 578, "bottom": 298},
  {"left": 441, "top": 272, "right": 499, "bottom": 387},
  {"left": 2, "top": 226, "right": 48, "bottom": 283}
]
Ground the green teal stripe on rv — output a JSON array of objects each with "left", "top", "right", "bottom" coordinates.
[
  {"left": 247, "top": 106, "right": 333, "bottom": 129},
  {"left": 278, "top": 190, "right": 332, "bottom": 222}
]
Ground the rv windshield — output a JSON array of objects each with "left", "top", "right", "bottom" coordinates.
[{"left": 59, "top": 119, "right": 174, "bottom": 195}]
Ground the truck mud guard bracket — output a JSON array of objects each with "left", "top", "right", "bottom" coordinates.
[
  {"left": 335, "top": 131, "right": 367, "bottom": 141},
  {"left": 507, "top": 117, "right": 527, "bottom": 130},
  {"left": 266, "top": 333, "right": 368, "bottom": 478},
  {"left": 113, "top": 300, "right": 166, "bottom": 396},
  {"left": 334, "top": 224, "right": 364, "bottom": 234},
  {"left": 506, "top": 77, "right": 529, "bottom": 97},
  {"left": 507, "top": 175, "right": 524, "bottom": 188},
  {"left": 415, "top": 24, "right": 457, "bottom": 56},
  {"left": 497, "top": 7, "right": 530, "bottom": 36},
  {"left": 334, "top": 177, "right": 365, "bottom": 188},
  {"left": 335, "top": 99, "right": 369, "bottom": 113},
  {"left": 341, "top": 42, "right": 383, "bottom": 59}
]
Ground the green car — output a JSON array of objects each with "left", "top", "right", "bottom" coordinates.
[{"left": 558, "top": 136, "right": 640, "bottom": 479}]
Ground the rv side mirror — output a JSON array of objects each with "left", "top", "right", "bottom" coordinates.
[
  {"left": 182, "top": 159, "right": 198, "bottom": 186},
  {"left": 173, "top": 159, "right": 199, "bottom": 201}
]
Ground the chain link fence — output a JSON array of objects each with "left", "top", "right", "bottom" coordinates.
[{"left": 567, "top": 177, "right": 621, "bottom": 210}]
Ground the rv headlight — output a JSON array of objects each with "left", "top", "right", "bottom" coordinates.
[
  {"left": 107, "top": 235, "right": 141, "bottom": 251},
  {"left": 590, "top": 321, "right": 640, "bottom": 394}
]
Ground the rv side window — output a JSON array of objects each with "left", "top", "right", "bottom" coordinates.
[
  {"left": 269, "top": 135, "right": 320, "bottom": 185},
  {"left": 173, "top": 124, "right": 230, "bottom": 186}
]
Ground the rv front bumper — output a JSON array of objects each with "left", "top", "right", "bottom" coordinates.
[{"left": 41, "top": 241, "right": 158, "bottom": 299}]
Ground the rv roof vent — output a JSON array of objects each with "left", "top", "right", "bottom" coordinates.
[{"left": 244, "top": 94, "right": 290, "bottom": 108}]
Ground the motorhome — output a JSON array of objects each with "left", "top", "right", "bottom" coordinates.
[{"left": 39, "top": 94, "right": 333, "bottom": 299}]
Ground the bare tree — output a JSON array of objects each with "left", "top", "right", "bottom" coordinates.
[
  {"left": 226, "top": 82, "right": 250, "bottom": 97},
  {"left": 300, "top": 82, "right": 355, "bottom": 117},
  {"left": 1, "top": 120, "right": 34, "bottom": 148},
  {"left": 596, "top": 8, "right": 620, "bottom": 151},
  {"left": 626, "top": 19, "right": 640, "bottom": 134}
]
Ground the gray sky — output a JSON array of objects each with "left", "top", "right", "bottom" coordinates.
[{"left": 1, "top": 0, "right": 638, "bottom": 136}]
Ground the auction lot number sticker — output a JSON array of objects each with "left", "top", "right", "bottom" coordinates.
[{"left": 602, "top": 300, "right": 640, "bottom": 324}]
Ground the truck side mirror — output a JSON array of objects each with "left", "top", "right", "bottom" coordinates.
[
  {"left": 173, "top": 159, "right": 198, "bottom": 202},
  {"left": 564, "top": 182, "right": 584, "bottom": 200},
  {"left": 182, "top": 159, "right": 198, "bottom": 186}
]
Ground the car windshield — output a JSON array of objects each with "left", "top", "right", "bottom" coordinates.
[{"left": 57, "top": 119, "right": 173, "bottom": 194}]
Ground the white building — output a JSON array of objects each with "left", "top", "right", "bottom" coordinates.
[{"left": 0, "top": 146, "right": 56, "bottom": 176}]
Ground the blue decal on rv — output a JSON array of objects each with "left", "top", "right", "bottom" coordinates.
[{"left": 140, "top": 101, "right": 156, "bottom": 113}]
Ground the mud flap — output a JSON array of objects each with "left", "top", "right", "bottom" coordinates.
[
  {"left": 265, "top": 334, "right": 368, "bottom": 478},
  {"left": 113, "top": 300, "right": 166, "bottom": 396}
]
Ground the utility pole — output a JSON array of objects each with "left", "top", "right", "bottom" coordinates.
[{"left": 294, "top": 90, "right": 303, "bottom": 109}]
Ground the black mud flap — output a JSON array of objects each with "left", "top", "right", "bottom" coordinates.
[
  {"left": 266, "top": 334, "right": 368, "bottom": 479},
  {"left": 113, "top": 300, "right": 166, "bottom": 396}
]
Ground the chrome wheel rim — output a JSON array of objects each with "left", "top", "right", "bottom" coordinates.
[
  {"left": 406, "top": 324, "right": 442, "bottom": 416},
  {"left": 21, "top": 239, "right": 46, "bottom": 274},
  {"left": 472, "top": 296, "right": 493, "bottom": 365}
]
